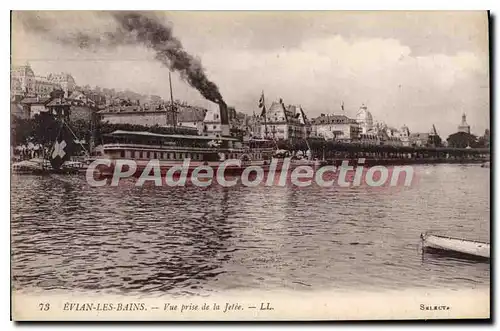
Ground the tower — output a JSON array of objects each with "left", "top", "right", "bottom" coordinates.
[
  {"left": 458, "top": 113, "right": 471, "bottom": 134},
  {"left": 356, "top": 104, "right": 373, "bottom": 134}
]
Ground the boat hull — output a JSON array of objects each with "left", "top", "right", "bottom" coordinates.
[
  {"left": 92, "top": 158, "right": 321, "bottom": 178},
  {"left": 422, "top": 233, "right": 490, "bottom": 260}
]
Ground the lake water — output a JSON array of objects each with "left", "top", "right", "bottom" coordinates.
[{"left": 11, "top": 164, "right": 490, "bottom": 296}]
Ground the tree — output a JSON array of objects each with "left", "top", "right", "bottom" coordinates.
[
  {"left": 477, "top": 129, "right": 490, "bottom": 148},
  {"left": 446, "top": 132, "right": 478, "bottom": 148}
]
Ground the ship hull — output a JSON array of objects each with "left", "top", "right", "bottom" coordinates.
[{"left": 91, "top": 158, "right": 313, "bottom": 178}]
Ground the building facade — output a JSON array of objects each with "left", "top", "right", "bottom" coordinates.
[
  {"left": 11, "top": 64, "right": 36, "bottom": 96},
  {"left": 359, "top": 133, "right": 381, "bottom": 145},
  {"left": 380, "top": 126, "right": 403, "bottom": 146},
  {"left": 398, "top": 125, "right": 411, "bottom": 146},
  {"left": 33, "top": 76, "right": 60, "bottom": 97},
  {"left": 310, "top": 114, "right": 360, "bottom": 142},
  {"left": 356, "top": 104, "right": 374, "bottom": 134},
  {"left": 261, "top": 101, "right": 309, "bottom": 141},
  {"left": 99, "top": 104, "right": 176, "bottom": 127},
  {"left": 47, "top": 72, "right": 76, "bottom": 97},
  {"left": 11, "top": 63, "right": 75, "bottom": 98},
  {"left": 409, "top": 133, "right": 430, "bottom": 147},
  {"left": 202, "top": 103, "right": 223, "bottom": 137},
  {"left": 246, "top": 114, "right": 263, "bottom": 139},
  {"left": 177, "top": 107, "right": 206, "bottom": 134},
  {"left": 20, "top": 97, "right": 51, "bottom": 118}
]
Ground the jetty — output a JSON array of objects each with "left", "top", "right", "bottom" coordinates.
[{"left": 276, "top": 139, "right": 490, "bottom": 166}]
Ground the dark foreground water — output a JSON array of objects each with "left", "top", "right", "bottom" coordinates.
[{"left": 11, "top": 164, "right": 490, "bottom": 296}]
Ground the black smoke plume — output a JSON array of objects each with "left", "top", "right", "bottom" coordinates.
[{"left": 17, "top": 11, "right": 225, "bottom": 105}]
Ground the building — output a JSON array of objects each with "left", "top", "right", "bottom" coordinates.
[
  {"left": 356, "top": 104, "right": 374, "bottom": 134},
  {"left": 292, "top": 105, "right": 312, "bottom": 138},
  {"left": 99, "top": 101, "right": 212, "bottom": 135},
  {"left": 177, "top": 107, "right": 206, "bottom": 134},
  {"left": 458, "top": 113, "right": 471, "bottom": 134},
  {"left": 46, "top": 98, "right": 72, "bottom": 119},
  {"left": 481, "top": 129, "right": 490, "bottom": 148},
  {"left": 409, "top": 133, "right": 430, "bottom": 147},
  {"left": 380, "top": 126, "right": 403, "bottom": 146},
  {"left": 98, "top": 103, "right": 176, "bottom": 127},
  {"left": 68, "top": 91, "right": 97, "bottom": 108},
  {"left": 359, "top": 133, "right": 381, "bottom": 145},
  {"left": 310, "top": 114, "right": 360, "bottom": 142},
  {"left": 11, "top": 63, "right": 36, "bottom": 96},
  {"left": 202, "top": 103, "right": 224, "bottom": 137},
  {"left": 11, "top": 63, "right": 73, "bottom": 98},
  {"left": 398, "top": 125, "right": 411, "bottom": 146},
  {"left": 261, "top": 100, "right": 309, "bottom": 141},
  {"left": 70, "top": 105, "right": 95, "bottom": 123},
  {"left": 11, "top": 99, "right": 28, "bottom": 119},
  {"left": 246, "top": 114, "right": 263, "bottom": 139},
  {"left": 47, "top": 72, "right": 76, "bottom": 97},
  {"left": 427, "top": 124, "right": 442, "bottom": 147},
  {"left": 11, "top": 77, "right": 24, "bottom": 97},
  {"left": 383, "top": 136, "right": 403, "bottom": 146},
  {"left": 33, "top": 76, "right": 60, "bottom": 97},
  {"left": 20, "top": 96, "right": 51, "bottom": 118}
]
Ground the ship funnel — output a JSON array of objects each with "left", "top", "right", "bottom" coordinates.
[{"left": 218, "top": 102, "right": 230, "bottom": 137}]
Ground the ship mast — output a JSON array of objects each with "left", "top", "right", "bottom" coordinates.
[{"left": 168, "top": 71, "right": 177, "bottom": 130}]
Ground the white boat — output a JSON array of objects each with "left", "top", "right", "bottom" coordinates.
[
  {"left": 421, "top": 232, "right": 490, "bottom": 259},
  {"left": 97, "top": 130, "right": 276, "bottom": 177}
]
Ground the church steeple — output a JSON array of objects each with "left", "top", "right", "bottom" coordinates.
[{"left": 458, "top": 113, "right": 470, "bottom": 134}]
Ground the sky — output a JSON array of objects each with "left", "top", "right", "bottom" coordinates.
[{"left": 11, "top": 11, "right": 490, "bottom": 138}]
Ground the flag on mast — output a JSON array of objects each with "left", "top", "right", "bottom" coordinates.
[{"left": 49, "top": 121, "right": 75, "bottom": 170}]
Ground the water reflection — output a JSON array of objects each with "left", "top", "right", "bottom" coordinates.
[{"left": 11, "top": 164, "right": 490, "bottom": 295}]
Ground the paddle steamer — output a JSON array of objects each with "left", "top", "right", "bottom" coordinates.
[{"left": 97, "top": 129, "right": 276, "bottom": 177}]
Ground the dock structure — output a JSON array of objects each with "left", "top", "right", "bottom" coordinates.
[{"left": 276, "top": 139, "right": 490, "bottom": 165}]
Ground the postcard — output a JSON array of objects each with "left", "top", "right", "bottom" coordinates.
[{"left": 10, "top": 10, "right": 490, "bottom": 321}]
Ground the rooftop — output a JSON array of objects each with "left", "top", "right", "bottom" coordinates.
[
  {"left": 107, "top": 130, "right": 240, "bottom": 141},
  {"left": 46, "top": 98, "right": 72, "bottom": 107},
  {"left": 20, "top": 97, "right": 51, "bottom": 105}
]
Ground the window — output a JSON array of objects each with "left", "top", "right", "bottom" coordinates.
[
  {"left": 147, "top": 152, "right": 151, "bottom": 158},
  {"left": 139, "top": 152, "right": 143, "bottom": 158},
  {"left": 213, "top": 125, "right": 217, "bottom": 130}
]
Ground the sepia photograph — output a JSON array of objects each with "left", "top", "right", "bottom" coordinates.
[{"left": 10, "top": 10, "right": 490, "bottom": 321}]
